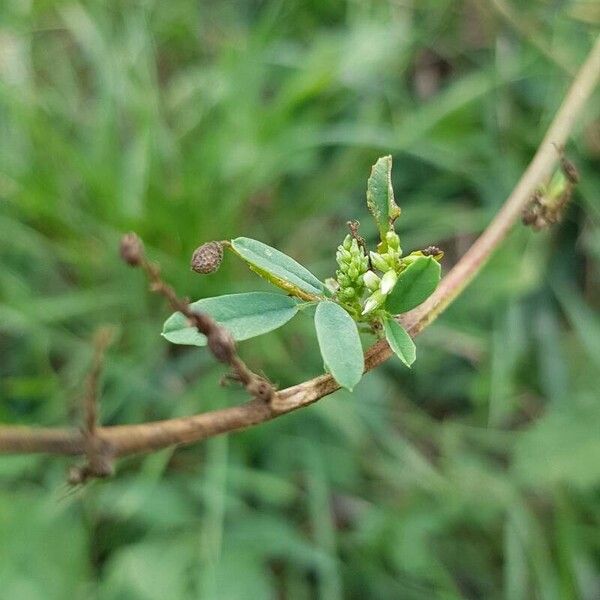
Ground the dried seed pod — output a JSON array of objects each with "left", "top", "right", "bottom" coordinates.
[
  {"left": 422, "top": 246, "right": 444, "bottom": 261},
  {"left": 191, "top": 242, "right": 223, "bottom": 274}
]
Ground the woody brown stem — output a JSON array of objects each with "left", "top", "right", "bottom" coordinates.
[
  {"left": 123, "top": 233, "right": 275, "bottom": 402},
  {"left": 68, "top": 327, "right": 116, "bottom": 484}
]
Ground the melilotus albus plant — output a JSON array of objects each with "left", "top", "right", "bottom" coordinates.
[
  {"left": 162, "top": 156, "right": 442, "bottom": 391},
  {"left": 0, "top": 34, "right": 597, "bottom": 479}
]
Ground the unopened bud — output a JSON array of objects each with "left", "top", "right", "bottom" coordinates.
[
  {"left": 386, "top": 253, "right": 398, "bottom": 268},
  {"left": 363, "top": 270, "right": 381, "bottom": 291},
  {"left": 380, "top": 270, "right": 398, "bottom": 295},
  {"left": 370, "top": 251, "right": 389, "bottom": 272},
  {"left": 386, "top": 231, "right": 400, "bottom": 251},
  {"left": 337, "top": 273, "right": 351, "bottom": 287},
  {"left": 191, "top": 242, "right": 223, "bottom": 274},
  {"left": 362, "top": 290, "right": 385, "bottom": 315},
  {"left": 120, "top": 232, "right": 144, "bottom": 266}
]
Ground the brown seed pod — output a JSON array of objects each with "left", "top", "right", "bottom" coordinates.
[
  {"left": 422, "top": 245, "right": 444, "bottom": 261},
  {"left": 190, "top": 242, "right": 223, "bottom": 274}
]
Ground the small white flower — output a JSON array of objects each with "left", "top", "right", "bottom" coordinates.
[
  {"left": 380, "top": 270, "right": 398, "bottom": 295},
  {"left": 362, "top": 290, "right": 385, "bottom": 315},
  {"left": 363, "top": 270, "right": 381, "bottom": 291}
]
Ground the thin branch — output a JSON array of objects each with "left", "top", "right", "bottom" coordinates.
[
  {"left": 0, "top": 35, "right": 599, "bottom": 459},
  {"left": 120, "top": 233, "right": 275, "bottom": 402},
  {"left": 68, "top": 327, "right": 116, "bottom": 484}
]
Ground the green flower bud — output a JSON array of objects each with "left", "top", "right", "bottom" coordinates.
[
  {"left": 386, "top": 231, "right": 400, "bottom": 251},
  {"left": 340, "top": 287, "right": 356, "bottom": 300},
  {"left": 370, "top": 251, "right": 389, "bottom": 272},
  {"left": 363, "top": 270, "right": 381, "bottom": 291},
  {"left": 335, "top": 234, "right": 368, "bottom": 293},
  {"left": 402, "top": 253, "right": 421, "bottom": 266},
  {"left": 337, "top": 273, "right": 351, "bottom": 287},
  {"left": 386, "top": 253, "right": 398, "bottom": 269}
]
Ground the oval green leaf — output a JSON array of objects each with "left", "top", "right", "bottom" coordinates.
[
  {"left": 314, "top": 301, "right": 364, "bottom": 391},
  {"left": 383, "top": 317, "right": 416, "bottom": 368},
  {"left": 367, "top": 155, "right": 401, "bottom": 241},
  {"left": 231, "top": 237, "right": 326, "bottom": 299},
  {"left": 162, "top": 292, "right": 299, "bottom": 346},
  {"left": 385, "top": 256, "right": 441, "bottom": 314}
]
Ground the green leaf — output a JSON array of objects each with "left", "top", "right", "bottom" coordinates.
[
  {"left": 383, "top": 317, "right": 416, "bottom": 367},
  {"left": 162, "top": 292, "right": 299, "bottom": 346},
  {"left": 314, "top": 301, "right": 364, "bottom": 391},
  {"left": 386, "top": 256, "right": 441, "bottom": 314},
  {"left": 366, "top": 155, "right": 401, "bottom": 240},
  {"left": 231, "top": 237, "right": 327, "bottom": 299}
]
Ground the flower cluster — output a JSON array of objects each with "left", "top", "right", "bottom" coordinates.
[
  {"left": 335, "top": 235, "right": 368, "bottom": 304},
  {"left": 332, "top": 228, "right": 442, "bottom": 320},
  {"left": 362, "top": 230, "right": 402, "bottom": 315}
]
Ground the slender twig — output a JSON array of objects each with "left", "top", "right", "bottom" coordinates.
[
  {"left": 0, "top": 35, "right": 598, "bottom": 459},
  {"left": 120, "top": 233, "right": 275, "bottom": 402},
  {"left": 68, "top": 327, "right": 116, "bottom": 484}
]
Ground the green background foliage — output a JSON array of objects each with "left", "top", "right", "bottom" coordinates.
[{"left": 1, "top": 1, "right": 599, "bottom": 598}]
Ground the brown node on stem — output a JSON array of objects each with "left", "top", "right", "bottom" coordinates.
[
  {"left": 560, "top": 156, "right": 580, "bottom": 185},
  {"left": 68, "top": 326, "right": 116, "bottom": 486},
  {"left": 207, "top": 326, "right": 236, "bottom": 364},
  {"left": 522, "top": 151, "right": 579, "bottom": 231},
  {"left": 117, "top": 232, "right": 277, "bottom": 406}
]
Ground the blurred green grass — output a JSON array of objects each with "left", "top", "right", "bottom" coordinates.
[{"left": 1, "top": 1, "right": 599, "bottom": 598}]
